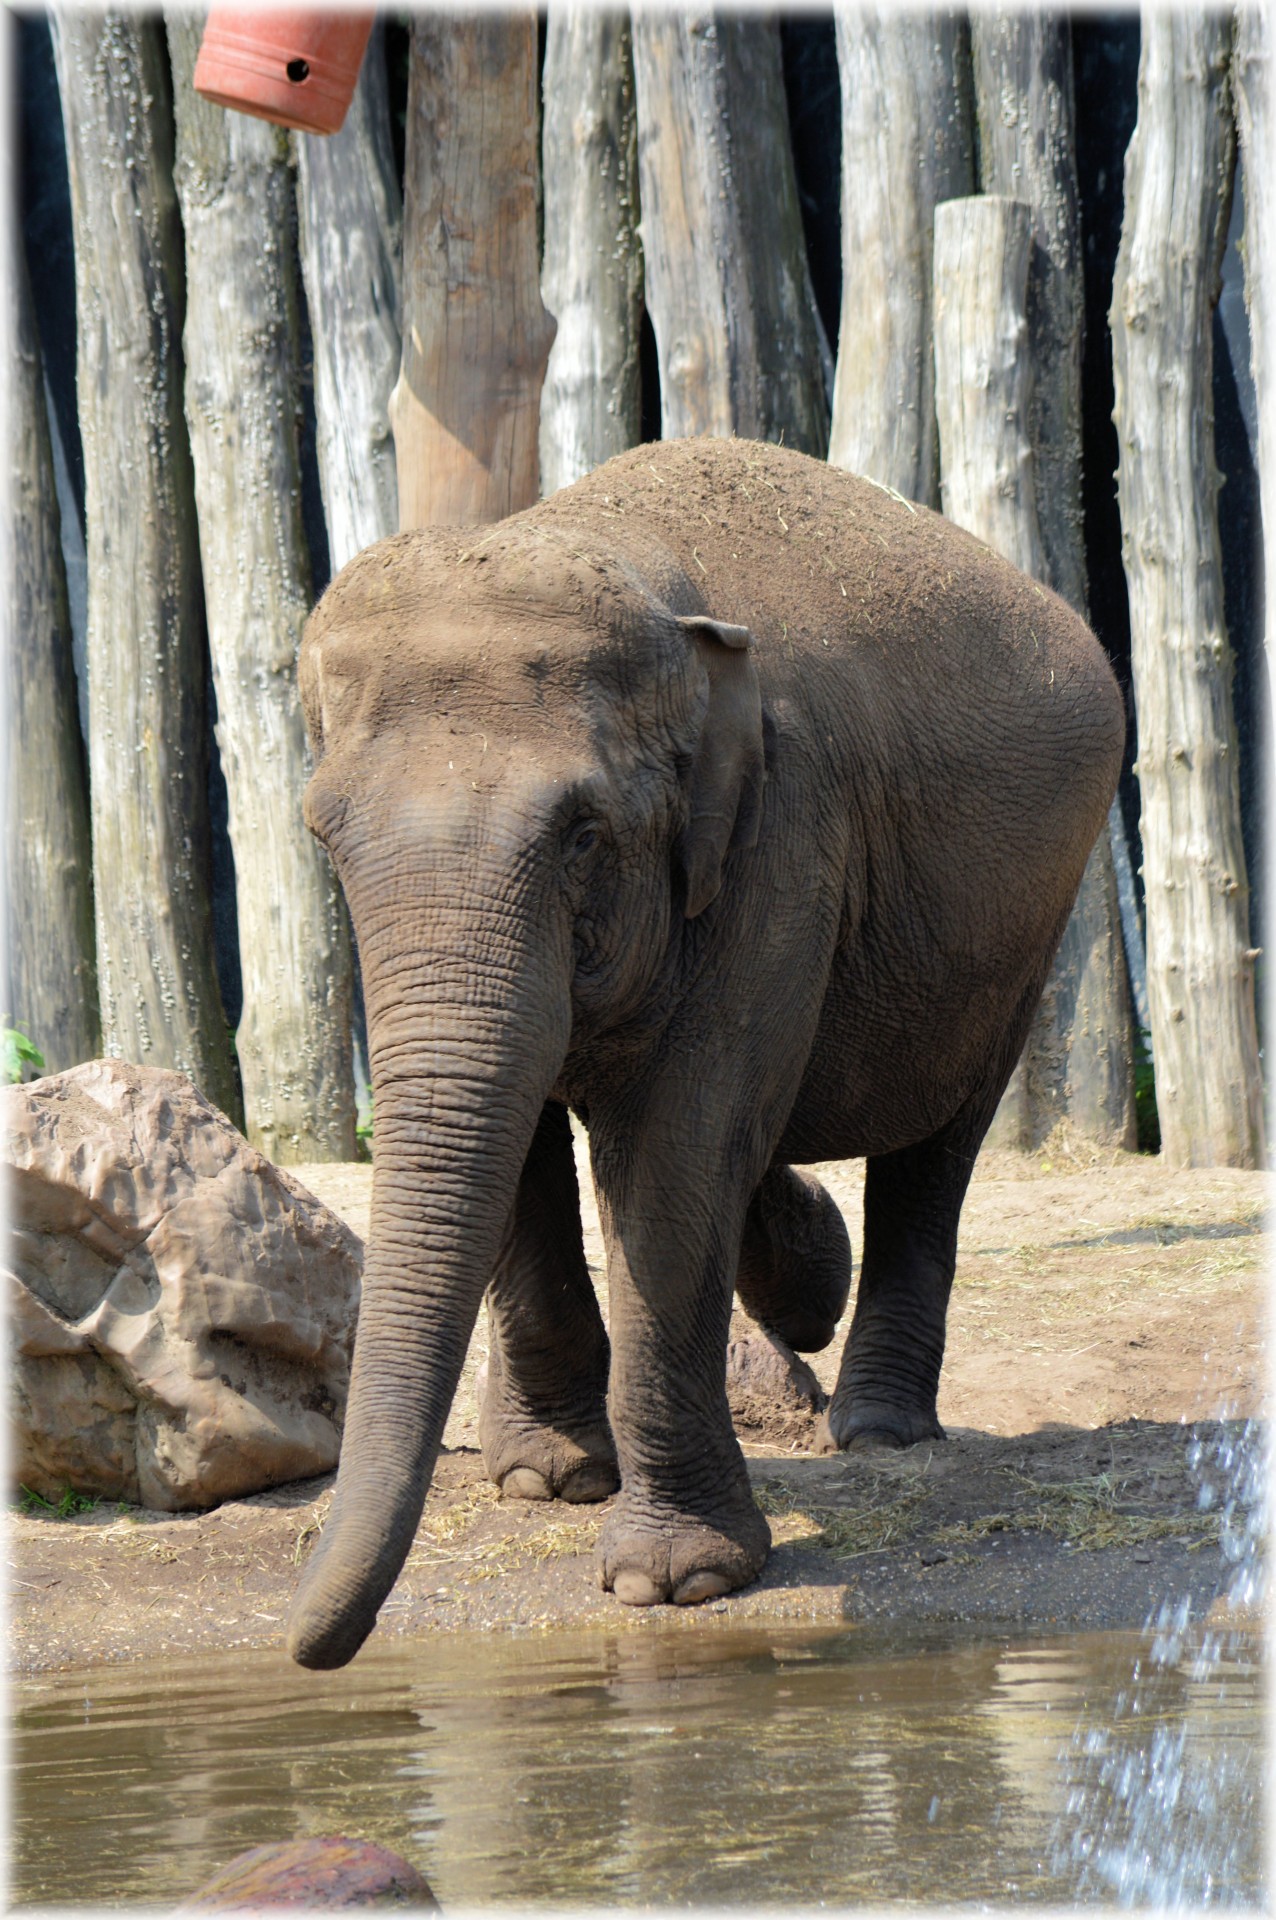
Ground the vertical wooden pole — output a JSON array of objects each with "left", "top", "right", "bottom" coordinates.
[
  {"left": 971, "top": 12, "right": 1086, "bottom": 606},
  {"left": 934, "top": 193, "right": 1128, "bottom": 1151},
  {"left": 1110, "top": 8, "right": 1264, "bottom": 1167},
  {"left": 390, "top": 12, "right": 555, "bottom": 529},
  {"left": 295, "top": 27, "right": 402, "bottom": 570},
  {"left": 167, "top": 15, "right": 355, "bottom": 1164},
  {"left": 539, "top": 5, "right": 643, "bottom": 495},
  {"left": 5, "top": 226, "right": 99, "bottom": 1071},
  {"left": 1233, "top": 7, "right": 1275, "bottom": 728},
  {"left": 934, "top": 196, "right": 1032, "bottom": 1148},
  {"left": 829, "top": 8, "right": 973, "bottom": 505},
  {"left": 970, "top": 8, "right": 1136, "bottom": 1152},
  {"left": 933, "top": 197, "right": 1039, "bottom": 566},
  {"left": 631, "top": 11, "right": 830, "bottom": 452},
  {"left": 51, "top": 12, "right": 240, "bottom": 1119}
]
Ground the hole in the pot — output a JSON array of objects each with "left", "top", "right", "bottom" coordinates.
[{"left": 286, "top": 57, "right": 310, "bottom": 83}]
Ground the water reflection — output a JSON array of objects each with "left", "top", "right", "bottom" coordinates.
[{"left": 12, "top": 1620, "right": 1263, "bottom": 1907}]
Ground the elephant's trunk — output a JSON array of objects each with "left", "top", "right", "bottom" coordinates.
[{"left": 287, "top": 872, "right": 570, "bottom": 1669}]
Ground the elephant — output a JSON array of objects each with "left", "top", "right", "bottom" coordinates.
[{"left": 286, "top": 436, "right": 1123, "bottom": 1670}]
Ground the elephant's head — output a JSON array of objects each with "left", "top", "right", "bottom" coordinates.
[{"left": 286, "top": 523, "right": 764, "bottom": 1667}]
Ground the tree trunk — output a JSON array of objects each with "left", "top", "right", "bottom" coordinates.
[
  {"left": 1110, "top": 8, "right": 1264, "bottom": 1167},
  {"left": 933, "top": 197, "right": 1038, "bottom": 562},
  {"left": 50, "top": 12, "right": 240, "bottom": 1120},
  {"left": 933, "top": 194, "right": 1041, "bottom": 1149},
  {"left": 969, "top": 10, "right": 1136, "bottom": 1151},
  {"left": 828, "top": 8, "right": 973, "bottom": 505},
  {"left": 166, "top": 16, "right": 355, "bottom": 1163},
  {"left": 539, "top": 5, "right": 643, "bottom": 495},
  {"left": 1233, "top": 6, "right": 1274, "bottom": 726},
  {"left": 390, "top": 12, "right": 554, "bottom": 529},
  {"left": 631, "top": 12, "right": 830, "bottom": 452},
  {"left": 295, "top": 24, "right": 402, "bottom": 572},
  {"left": 971, "top": 11, "right": 1085, "bottom": 608},
  {"left": 5, "top": 227, "right": 99, "bottom": 1072},
  {"left": 934, "top": 194, "right": 1135, "bottom": 1150}
]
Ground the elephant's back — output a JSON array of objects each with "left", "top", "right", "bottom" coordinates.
[
  {"left": 542, "top": 437, "right": 1123, "bottom": 814},
  {"left": 556, "top": 440, "right": 1125, "bottom": 1067},
  {"left": 542, "top": 435, "right": 967, "bottom": 619}
]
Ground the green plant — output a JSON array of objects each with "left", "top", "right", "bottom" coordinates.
[
  {"left": 1133, "top": 1026, "right": 1160, "bottom": 1153},
  {"left": 3, "top": 1024, "right": 45, "bottom": 1084},
  {"left": 18, "top": 1483, "right": 98, "bottom": 1519}
]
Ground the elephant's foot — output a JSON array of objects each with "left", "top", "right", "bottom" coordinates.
[
  {"left": 501, "top": 1461, "right": 617, "bottom": 1502},
  {"left": 478, "top": 1359, "right": 619, "bottom": 1503},
  {"left": 814, "top": 1396, "right": 946, "bottom": 1455},
  {"left": 736, "top": 1166, "right": 852, "bottom": 1353},
  {"left": 596, "top": 1491, "right": 770, "bottom": 1606}
]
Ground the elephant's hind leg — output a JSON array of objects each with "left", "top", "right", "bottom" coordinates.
[
  {"left": 736, "top": 1165, "right": 852, "bottom": 1352},
  {"left": 815, "top": 1093, "right": 993, "bottom": 1453},
  {"left": 480, "top": 1101, "right": 619, "bottom": 1503},
  {"left": 816, "top": 961, "right": 1051, "bottom": 1454}
]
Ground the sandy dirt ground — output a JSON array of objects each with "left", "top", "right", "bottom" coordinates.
[{"left": 9, "top": 1136, "right": 1267, "bottom": 1673}]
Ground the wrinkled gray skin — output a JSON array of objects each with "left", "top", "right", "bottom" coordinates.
[{"left": 287, "top": 438, "right": 1123, "bottom": 1669}]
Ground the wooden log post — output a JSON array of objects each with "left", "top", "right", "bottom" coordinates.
[
  {"left": 167, "top": 17, "right": 355, "bottom": 1163},
  {"left": 934, "top": 197, "right": 1039, "bottom": 564},
  {"left": 1110, "top": 9, "right": 1264, "bottom": 1167},
  {"left": 934, "top": 198, "right": 1031, "bottom": 1144},
  {"left": 50, "top": 13, "right": 240, "bottom": 1119},
  {"left": 970, "top": 11, "right": 1136, "bottom": 1152},
  {"left": 5, "top": 227, "right": 99, "bottom": 1071},
  {"left": 539, "top": 5, "right": 643, "bottom": 495},
  {"left": 390, "top": 12, "right": 555, "bottom": 529},
  {"left": 631, "top": 12, "right": 830, "bottom": 452},
  {"left": 828, "top": 8, "right": 974, "bottom": 504},
  {"left": 1233, "top": 8, "right": 1274, "bottom": 727},
  {"left": 935, "top": 195, "right": 1052, "bottom": 1146},
  {"left": 295, "top": 25, "right": 402, "bottom": 571},
  {"left": 971, "top": 12, "right": 1086, "bottom": 607}
]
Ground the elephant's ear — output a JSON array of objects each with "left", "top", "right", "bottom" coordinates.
[
  {"left": 676, "top": 616, "right": 766, "bottom": 918},
  {"left": 298, "top": 630, "right": 325, "bottom": 757}
]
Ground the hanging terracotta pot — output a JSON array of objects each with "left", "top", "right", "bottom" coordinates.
[{"left": 193, "top": 9, "right": 375, "bottom": 137}]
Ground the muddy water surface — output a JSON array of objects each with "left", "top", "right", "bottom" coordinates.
[{"left": 12, "top": 1622, "right": 1263, "bottom": 1907}]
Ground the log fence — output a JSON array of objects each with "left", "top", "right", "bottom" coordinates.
[{"left": 8, "top": 7, "right": 1266, "bottom": 1168}]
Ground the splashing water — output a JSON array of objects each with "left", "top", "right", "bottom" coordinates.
[{"left": 1050, "top": 1415, "right": 1267, "bottom": 1907}]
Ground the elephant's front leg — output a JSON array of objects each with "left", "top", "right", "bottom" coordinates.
[
  {"left": 589, "top": 1109, "right": 772, "bottom": 1607},
  {"left": 480, "top": 1101, "right": 619, "bottom": 1503}
]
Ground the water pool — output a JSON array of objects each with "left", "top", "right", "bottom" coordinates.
[{"left": 11, "top": 1618, "right": 1264, "bottom": 1907}]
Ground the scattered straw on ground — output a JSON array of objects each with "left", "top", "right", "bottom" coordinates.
[
  {"left": 754, "top": 1458, "right": 1226, "bottom": 1564},
  {"left": 932, "top": 1469, "right": 1222, "bottom": 1554},
  {"left": 756, "top": 1472, "right": 934, "bottom": 1559}
]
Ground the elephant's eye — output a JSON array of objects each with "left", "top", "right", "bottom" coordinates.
[{"left": 564, "top": 818, "right": 603, "bottom": 866}]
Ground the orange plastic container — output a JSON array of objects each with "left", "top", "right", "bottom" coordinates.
[{"left": 193, "top": 9, "right": 374, "bottom": 136}]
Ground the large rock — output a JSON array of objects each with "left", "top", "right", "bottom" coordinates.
[
  {"left": 5, "top": 1061, "right": 361, "bottom": 1511},
  {"left": 183, "top": 1838, "right": 437, "bottom": 1909},
  {"left": 184, "top": 1838, "right": 437, "bottom": 1909}
]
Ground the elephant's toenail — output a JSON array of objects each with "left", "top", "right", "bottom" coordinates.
[
  {"left": 502, "top": 1467, "right": 552, "bottom": 1500},
  {"left": 612, "top": 1570, "right": 664, "bottom": 1605},
  {"left": 559, "top": 1464, "right": 619, "bottom": 1503},
  {"left": 672, "top": 1570, "right": 733, "bottom": 1605}
]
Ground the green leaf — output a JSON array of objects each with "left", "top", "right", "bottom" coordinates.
[{"left": 3, "top": 1024, "right": 46, "bottom": 1083}]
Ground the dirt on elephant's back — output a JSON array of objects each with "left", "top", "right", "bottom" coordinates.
[{"left": 9, "top": 1144, "right": 1267, "bottom": 1673}]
